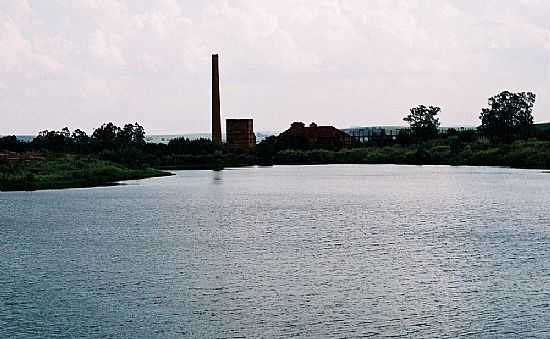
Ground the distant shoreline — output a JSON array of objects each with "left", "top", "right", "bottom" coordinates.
[
  {"left": 3, "top": 136, "right": 550, "bottom": 192},
  {"left": 2, "top": 158, "right": 548, "bottom": 193}
]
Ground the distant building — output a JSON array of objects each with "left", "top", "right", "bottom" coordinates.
[
  {"left": 278, "top": 122, "right": 353, "bottom": 149},
  {"left": 226, "top": 119, "right": 256, "bottom": 152},
  {"left": 343, "top": 126, "right": 478, "bottom": 143},
  {"left": 342, "top": 126, "right": 403, "bottom": 143}
]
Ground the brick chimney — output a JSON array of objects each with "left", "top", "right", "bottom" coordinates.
[{"left": 212, "top": 54, "right": 222, "bottom": 145}]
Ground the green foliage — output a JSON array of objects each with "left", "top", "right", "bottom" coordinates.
[
  {"left": 32, "top": 129, "right": 72, "bottom": 151},
  {"left": 159, "top": 152, "right": 255, "bottom": 170},
  {"left": 256, "top": 136, "right": 280, "bottom": 163},
  {"left": 0, "top": 155, "right": 170, "bottom": 191},
  {"left": 23, "top": 122, "right": 159, "bottom": 169},
  {"left": 263, "top": 139, "right": 550, "bottom": 169},
  {"left": 90, "top": 122, "right": 119, "bottom": 148},
  {"left": 167, "top": 137, "right": 219, "bottom": 155},
  {"left": 117, "top": 123, "right": 146, "bottom": 145},
  {"left": 29, "top": 122, "right": 146, "bottom": 155},
  {"left": 4, "top": 122, "right": 254, "bottom": 182},
  {"left": 0, "top": 135, "right": 27, "bottom": 152},
  {"left": 530, "top": 122, "right": 550, "bottom": 140},
  {"left": 5, "top": 107, "right": 550, "bottom": 190},
  {"left": 91, "top": 122, "right": 145, "bottom": 148},
  {"left": 448, "top": 136, "right": 463, "bottom": 154},
  {"left": 403, "top": 105, "right": 441, "bottom": 139},
  {"left": 273, "top": 149, "right": 335, "bottom": 164},
  {"left": 479, "top": 91, "right": 536, "bottom": 140}
]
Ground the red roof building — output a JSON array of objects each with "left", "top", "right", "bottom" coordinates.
[{"left": 278, "top": 122, "right": 353, "bottom": 149}]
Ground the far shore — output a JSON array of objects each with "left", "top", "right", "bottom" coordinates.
[{"left": 3, "top": 136, "right": 550, "bottom": 192}]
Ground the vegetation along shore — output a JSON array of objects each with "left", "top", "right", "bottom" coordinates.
[
  {"left": 0, "top": 153, "right": 171, "bottom": 192},
  {"left": 1, "top": 90, "right": 550, "bottom": 191}
]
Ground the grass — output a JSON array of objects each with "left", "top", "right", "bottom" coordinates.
[{"left": 0, "top": 154, "right": 172, "bottom": 191}]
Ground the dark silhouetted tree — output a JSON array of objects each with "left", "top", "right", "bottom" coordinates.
[
  {"left": 60, "top": 127, "right": 70, "bottom": 138},
  {"left": 118, "top": 123, "right": 145, "bottom": 145},
  {"left": 168, "top": 137, "right": 218, "bottom": 155},
  {"left": 71, "top": 129, "right": 89, "bottom": 144},
  {"left": 92, "top": 122, "right": 121, "bottom": 149},
  {"left": 403, "top": 105, "right": 441, "bottom": 139},
  {"left": 479, "top": 91, "right": 536, "bottom": 140},
  {"left": 71, "top": 129, "right": 90, "bottom": 153},
  {"left": 32, "top": 129, "right": 71, "bottom": 151},
  {"left": 131, "top": 123, "right": 145, "bottom": 145},
  {"left": 0, "top": 135, "right": 25, "bottom": 152}
]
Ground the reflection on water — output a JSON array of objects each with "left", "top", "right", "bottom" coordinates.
[
  {"left": 2, "top": 165, "right": 550, "bottom": 338},
  {"left": 211, "top": 170, "right": 223, "bottom": 184}
]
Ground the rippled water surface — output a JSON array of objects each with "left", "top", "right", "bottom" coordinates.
[{"left": 2, "top": 165, "right": 550, "bottom": 338}]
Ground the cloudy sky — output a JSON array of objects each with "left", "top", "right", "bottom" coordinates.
[{"left": 1, "top": 0, "right": 549, "bottom": 135}]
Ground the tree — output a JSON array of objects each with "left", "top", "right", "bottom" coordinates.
[
  {"left": 32, "top": 129, "right": 71, "bottom": 151},
  {"left": 403, "top": 105, "right": 441, "bottom": 139},
  {"left": 91, "top": 122, "right": 121, "bottom": 148},
  {"left": 60, "top": 127, "right": 71, "bottom": 138},
  {"left": 118, "top": 123, "right": 145, "bottom": 145},
  {"left": 71, "top": 129, "right": 89, "bottom": 144},
  {"left": 71, "top": 129, "right": 90, "bottom": 153},
  {"left": 479, "top": 91, "right": 536, "bottom": 140},
  {"left": 131, "top": 123, "right": 145, "bottom": 145},
  {"left": 0, "top": 135, "right": 24, "bottom": 152},
  {"left": 167, "top": 137, "right": 217, "bottom": 155}
]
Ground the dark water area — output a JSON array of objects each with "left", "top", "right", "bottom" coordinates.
[{"left": 2, "top": 165, "right": 550, "bottom": 338}]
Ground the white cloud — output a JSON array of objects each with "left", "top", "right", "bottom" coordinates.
[
  {"left": 1, "top": 0, "right": 550, "bottom": 134},
  {"left": 90, "top": 29, "right": 126, "bottom": 66},
  {"left": 0, "top": 18, "right": 32, "bottom": 71}
]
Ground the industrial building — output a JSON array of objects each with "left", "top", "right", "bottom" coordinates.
[
  {"left": 226, "top": 119, "right": 256, "bottom": 152},
  {"left": 278, "top": 122, "right": 353, "bottom": 149},
  {"left": 211, "top": 54, "right": 256, "bottom": 152}
]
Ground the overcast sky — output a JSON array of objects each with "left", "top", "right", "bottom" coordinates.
[{"left": 1, "top": 0, "right": 550, "bottom": 135}]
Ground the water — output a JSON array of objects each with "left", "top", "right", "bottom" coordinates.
[{"left": 1, "top": 164, "right": 550, "bottom": 338}]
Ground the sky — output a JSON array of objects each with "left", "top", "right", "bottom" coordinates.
[{"left": 1, "top": 0, "right": 550, "bottom": 135}]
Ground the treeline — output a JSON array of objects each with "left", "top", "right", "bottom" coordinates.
[
  {"left": 0, "top": 123, "right": 146, "bottom": 153},
  {"left": 256, "top": 90, "right": 550, "bottom": 164},
  {"left": 2, "top": 89, "right": 550, "bottom": 170},
  {"left": 0, "top": 122, "right": 252, "bottom": 169}
]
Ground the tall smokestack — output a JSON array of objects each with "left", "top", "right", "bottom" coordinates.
[{"left": 212, "top": 54, "right": 222, "bottom": 145}]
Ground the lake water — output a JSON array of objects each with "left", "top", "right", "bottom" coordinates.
[{"left": 2, "top": 165, "right": 550, "bottom": 338}]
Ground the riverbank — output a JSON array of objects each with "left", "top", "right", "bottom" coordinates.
[
  {"left": 156, "top": 152, "right": 256, "bottom": 171},
  {"left": 157, "top": 139, "right": 550, "bottom": 170},
  {"left": 0, "top": 154, "right": 172, "bottom": 191},
  {"left": 268, "top": 139, "right": 550, "bottom": 170},
  {"left": 3, "top": 139, "right": 550, "bottom": 192}
]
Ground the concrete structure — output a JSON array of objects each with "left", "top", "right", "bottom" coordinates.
[
  {"left": 278, "top": 122, "right": 353, "bottom": 148},
  {"left": 212, "top": 54, "right": 222, "bottom": 145},
  {"left": 226, "top": 119, "right": 256, "bottom": 152}
]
